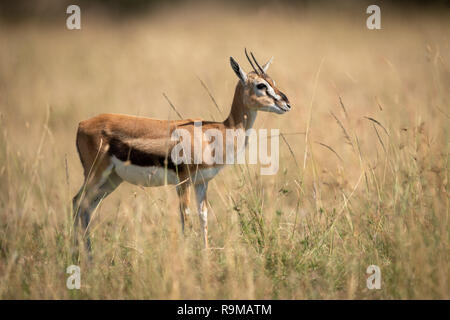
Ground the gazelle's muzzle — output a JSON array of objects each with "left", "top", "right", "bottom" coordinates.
[
  {"left": 275, "top": 91, "right": 291, "bottom": 113},
  {"left": 276, "top": 100, "right": 291, "bottom": 113}
]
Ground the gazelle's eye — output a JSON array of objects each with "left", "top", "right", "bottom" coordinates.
[{"left": 256, "top": 83, "right": 267, "bottom": 90}]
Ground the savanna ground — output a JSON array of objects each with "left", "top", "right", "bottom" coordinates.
[{"left": 0, "top": 3, "right": 448, "bottom": 299}]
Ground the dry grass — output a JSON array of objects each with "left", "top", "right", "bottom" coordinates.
[{"left": 0, "top": 4, "right": 448, "bottom": 299}]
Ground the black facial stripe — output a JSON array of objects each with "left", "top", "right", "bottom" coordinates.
[{"left": 279, "top": 91, "right": 289, "bottom": 103}]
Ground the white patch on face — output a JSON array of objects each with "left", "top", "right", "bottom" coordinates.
[
  {"left": 266, "top": 85, "right": 281, "bottom": 101},
  {"left": 111, "top": 156, "right": 179, "bottom": 187}
]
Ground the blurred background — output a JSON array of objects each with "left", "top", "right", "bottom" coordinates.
[
  {"left": 0, "top": 0, "right": 448, "bottom": 299},
  {"left": 1, "top": 0, "right": 448, "bottom": 20}
]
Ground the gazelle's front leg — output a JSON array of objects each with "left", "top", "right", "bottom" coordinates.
[
  {"left": 194, "top": 182, "right": 209, "bottom": 248},
  {"left": 176, "top": 183, "right": 191, "bottom": 233}
]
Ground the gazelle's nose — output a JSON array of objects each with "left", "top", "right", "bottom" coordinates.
[{"left": 278, "top": 101, "right": 291, "bottom": 113}]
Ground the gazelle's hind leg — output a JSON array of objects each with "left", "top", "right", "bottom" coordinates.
[
  {"left": 73, "top": 166, "right": 122, "bottom": 251},
  {"left": 176, "top": 182, "right": 191, "bottom": 233},
  {"left": 194, "top": 182, "right": 209, "bottom": 248}
]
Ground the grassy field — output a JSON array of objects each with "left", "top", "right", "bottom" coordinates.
[{"left": 0, "top": 4, "right": 448, "bottom": 299}]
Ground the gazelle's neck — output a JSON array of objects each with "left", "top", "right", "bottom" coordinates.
[{"left": 223, "top": 83, "right": 257, "bottom": 131}]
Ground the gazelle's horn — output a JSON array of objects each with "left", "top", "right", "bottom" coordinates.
[
  {"left": 245, "top": 48, "right": 259, "bottom": 75},
  {"left": 250, "top": 51, "right": 265, "bottom": 75}
]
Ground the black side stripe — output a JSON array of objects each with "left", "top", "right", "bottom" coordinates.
[{"left": 108, "top": 137, "right": 178, "bottom": 171}]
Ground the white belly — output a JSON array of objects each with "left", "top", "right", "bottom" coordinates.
[
  {"left": 190, "top": 166, "right": 223, "bottom": 184},
  {"left": 111, "top": 156, "right": 179, "bottom": 187}
]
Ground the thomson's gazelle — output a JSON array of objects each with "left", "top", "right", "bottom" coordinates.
[{"left": 73, "top": 50, "right": 291, "bottom": 250}]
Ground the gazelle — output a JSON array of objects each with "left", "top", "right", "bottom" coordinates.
[{"left": 72, "top": 50, "right": 291, "bottom": 250}]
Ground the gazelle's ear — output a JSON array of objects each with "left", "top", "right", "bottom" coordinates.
[
  {"left": 262, "top": 57, "right": 273, "bottom": 73},
  {"left": 230, "top": 57, "right": 247, "bottom": 84}
]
